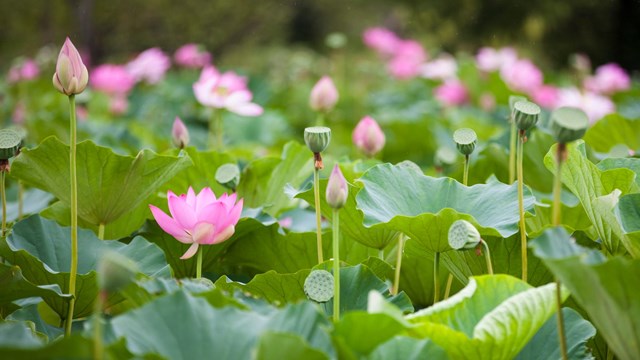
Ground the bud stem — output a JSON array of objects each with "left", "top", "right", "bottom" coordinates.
[
  {"left": 553, "top": 143, "right": 569, "bottom": 360},
  {"left": 313, "top": 167, "right": 324, "bottom": 264},
  {"left": 509, "top": 122, "right": 517, "bottom": 184},
  {"left": 1, "top": 169, "right": 6, "bottom": 237},
  {"left": 316, "top": 112, "right": 325, "bottom": 127},
  {"left": 517, "top": 130, "right": 527, "bottom": 282},
  {"left": 391, "top": 233, "right": 405, "bottom": 295},
  {"left": 463, "top": 154, "right": 470, "bottom": 186},
  {"left": 332, "top": 208, "right": 340, "bottom": 322},
  {"left": 433, "top": 251, "right": 440, "bottom": 303},
  {"left": 480, "top": 239, "right": 494, "bottom": 275},
  {"left": 196, "top": 246, "right": 203, "bottom": 279},
  {"left": 65, "top": 94, "right": 79, "bottom": 337},
  {"left": 208, "top": 110, "right": 224, "bottom": 151}
]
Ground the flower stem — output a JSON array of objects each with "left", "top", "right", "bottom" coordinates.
[
  {"left": 332, "top": 208, "right": 340, "bottom": 322},
  {"left": 480, "top": 240, "right": 494, "bottom": 275},
  {"left": 316, "top": 112, "right": 325, "bottom": 127},
  {"left": 433, "top": 252, "right": 440, "bottom": 303},
  {"left": 65, "top": 94, "right": 78, "bottom": 337},
  {"left": 196, "top": 246, "right": 203, "bottom": 279},
  {"left": 444, "top": 274, "right": 454, "bottom": 299},
  {"left": 553, "top": 143, "right": 569, "bottom": 360},
  {"left": 509, "top": 122, "right": 517, "bottom": 184},
  {"left": 208, "top": 110, "right": 223, "bottom": 151},
  {"left": 392, "top": 233, "right": 405, "bottom": 295},
  {"left": 556, "top": 280, "right": 568, "bottom": 360},
  {"left": 98, "top": 223, "right": 105, "bottom": 240},
  {"left": 313, "top": 166, "right": 324, "bottom": 264},
  {"left": 1, "top": 171, "right": 6, "bottom": 237},
  {"left": 18, "top": 181, "right": 23, "bottom": 220},
  {"left": 517, "top": 131, "right": 527, "bottom": 282},
  {"left": 463, "top": 154, "right": 469, "bottom": 186}
]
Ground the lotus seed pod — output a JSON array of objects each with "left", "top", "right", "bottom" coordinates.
[
  {"left": 215, "top": 163, "right": 241, "bottom": 190},
  {"left": 304, "top": 126, "right": 331, "bottom": 153},
  {"left": 550, "top": 107, "right": 589, "bottom": 144},
  {"left": 513, "top": 101, "right": 540, "bottom": 131},
  {"left": 0, "top": 129, "right": 22, "bottom": 160},
  {"left": 98, "top": 251, "right": 138, "bottom": 293},
  {"left": 508, "top": 95, "right": 527, "bottom": 114},
  {"left": 304, "top": 269, "right": 334, "bottom": 302},
  {"left": 448, "top": 219, "right": 481, "bottom": 250},
  {"left": 453, "top": 128, "right": 477, "bottom": 156}
]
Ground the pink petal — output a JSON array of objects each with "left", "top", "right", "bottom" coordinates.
[
  {"left": 168, "top": 193, "right": 198, "bottom": 229},
  {"left": 192, "top": 222, "right": 215, "bottom": 244},
  {"left": 226, "top": 90, "right": 252, "bottom": 104},
  {"left": 212, "top": 224, "right": 235, "bottom": 244},
  {"left": 180, "top": 243, "right": 200, "bottom": 260},
  {"left": 198, "top": 202, "right": 228, "bottom": 225},
  {"left": 149, "top": 205, "right": 191, "bottom": 243},
  {"left": 185, "top": 187, "right": 197, "bottom": 208},
  {"left": 227, "top": 102, "right": 263, "bottom": 117},
  {"left": 196, "top": 187, "right": 216, "bottom": 213}
]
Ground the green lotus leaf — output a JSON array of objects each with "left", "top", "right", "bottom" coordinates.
[
  {"left": 255, "top": 332, "right": 329, "bottom": 360},
  {"left": 583, "top": 114, "right": 640, "bottom": 153},
  {"left": 366, "top": 336, "right": 448, "bottom": 360},
  {"left": 597, "top": 158, "right": 640, "bottom": 187}
]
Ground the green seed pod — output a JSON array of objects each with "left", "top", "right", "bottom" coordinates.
[
  {"left": 508, "top": 95, "right": 528, "bottom": 115},
  {"left": 98, "top": 251, "right": 138, "bottom": 293},
  {"left": 453, "top": 128, "right": 477, "bottom": 156},
  {"left": 304, "top": 127, "right": 331, "bottom": 153},
  {"left": 303, "top": 269, "right": 334, "bottom": 303},
  {"left": 448, "top": 219, "right": 481, "bottom": 250},
  {"left": 0, "top": 129, "right": 22, "bottom": 160},
  {"left": 215, "top": 163, "right": 240, "bottom": 190},
  {"left": 550, "top": 107, "right": 589, "bottom": 144},
  {"left": 513, "top": 101, "right": 541, "bottom": 131}
]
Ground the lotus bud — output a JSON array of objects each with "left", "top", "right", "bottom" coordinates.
[
  {"left": 304, "top": 269, "right": 334, "bottom": 302},
  {"left": 52, "top": 37, "right": 89, "bottom": 96},
  {"left": 215, "top": 163, "right": 241, "bottom": 191},
  {"left": 98, "top": 251, "right": 138, "bottom": 293},
  {"left": 309, "top": 76, "right": 339, "bottom": 112},
  {"left": 448, "top": 220, "right": 481, "bottom": 250},
  {"left": 550, "top": 107, "right": 589, "bottom": 144},
  {"left": 352, "top": 116, "right": 385, "bottom": 157},
  {"left": 0, "top": 129, "right": 22, "bottom": 160},
  {"left": 453, "top": 128, "right": 477, "bottom": 156},
  {"left": 171, "top": 117, "right": 190, "bottom": 149},
  {"left": 326, "top": 164, "right": 348, "bottom": 209},
  {"left": 513, "top": 100, "right": 540, "bottom": 131},
  {"left": 304, "top": 126, "right": 331, "bottom": 154}
]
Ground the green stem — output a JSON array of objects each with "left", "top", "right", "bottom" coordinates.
[
  {"left": 314, "top": 166, "right": 324, "bottom": 264},
  {"left": 481, "top": 240, "right": 494, "bottom": 275},
  {"left": 433, "top": 252, "right": 440, "bottom": 303},
  {"left": 332, "top": 209, "right": 340, "bottom": 322},
  {"left": 556, "top": 280, "right": 569, "bottom": 360},
  {"left": 553, "top": 144, "right": 569, "bottom": 360},
  {"left": 18, "top": 181, "right": 23, "bottom": 220},
  {"left": 392, "top": 234, "right": 405, "bottom": 295},
  {"left": 606, "top": 347, "right": 614, "bottom": 360},
  {"left": 98, "top": 223, "right": 105, "bottom": 240},
  {"left": 378, "top": 249, "right": 384, "bottom": 261},
  {"left": 316, "top": 112, "right": 325, "bottom": 127},
  {"left": 208, "top": 110, "right": 223, "bottom": 151},
  {"left": 463, "top": 154, "right": 469, "bottom": 186},
  {"left": 65, "top": 94, "right": 78, "bottom": 337},
  {"left": 517, "top": 131, "right": 527, "bottom": 282},
  {"left": 509, "top": 122, "right": 517, "bottom": 184},
  {"left": 444, "top": 274, "right": 454, "bottom": 299},
  {"left": 196, "top": 246, "right": 203, "bottom": 279},
  {"left": 1, "top": 171, "right": 6, "bottom": 237}
]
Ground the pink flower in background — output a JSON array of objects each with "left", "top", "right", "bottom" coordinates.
[
  {"left": 556, "top": 87, "right": 615, "bottom": 123},
  {"left": 193, "top": 66, "right": 263, "bottom": 116},
  {"left": 583, "top": 63, "right": 630, "bottom": 95},
  {"left": 420, "top": 55, "right": 458, "bottom": 81},
  {"left": 11, "top": 102, "right": 25, "bottom": 125},
  {"left": 531, "top": 85, "right": 560, "bottom": 108},
  {"left": 109, "top": 94, "right": 129, "bottom": 115},
  {"left": 479, "top": 93, "right": 496, "bottom": 112},
  {"left": 352, "top": 116, "right": 386, "bottom": 157},
  {"left": 387, "top": 40, "right": 427, "bottom": 79},
  {"left": 150, "top": 187, "right": 243, "bottom": 259},
  {"left": 126, "top": 48, "right": 171, "bottom": 84},
  {"left": 174, "top": 44, "right": 211, "bottom": 68},
  {"left": 20, "top": 59, "right": 40, "bottom": 80},
  {"left": 475, "top": 47, "right": 517, "bottom": 72},
  {"left": 91, "top": 65, "right": 136, "bottom": 94},
  {"left": 172, "top": 117, "right": 190, "bottom": 148},
  {"left": 309, "top": 76, "right": 339, "bottom": 112},
  {"left": 363, "top": 27, "right": 401, "bottom": 57},
  {"left": 500, "top": 59, "right": 543, "bottom": 93},
  {"left": 434, "top": 80, "right": 468, "bottom": 107}
]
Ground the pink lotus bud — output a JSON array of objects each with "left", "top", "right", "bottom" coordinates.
[
  {"left": 53, "top": 37, "right": 89, "bottom": 95},
  {"left": 352, "top": 116, "right": 385, "bottom": 157},
  {"left": 434, "top": 80, "right": 468, "bottom": 107},
  {"left": 174, "top": 43, "right": 212, "bottom": 68},
  {"left": 20, "top": 59, "right": 40, "bottom": 80},
  {"left": 326, "top": 164, "right": 348, "bottom": 209},
  {"left": 172, "top": 117, "right": 190, "bottom": 148},
  {"left": 309, "top": 76, "right": 338, "bottom": 112}
]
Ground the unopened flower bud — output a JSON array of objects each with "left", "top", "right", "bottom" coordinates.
[
  {"left": 353, "top": 116, "right": 385, "bottom": 157},
  {"left": 52, "top": 37, "right": 89, "bottom": 96},
  {"left": 326, "top": 164, "right": 348, "bottom": 209},
  {"left": 448, "top": 220, "right": 481, "bottom": 250},
  {"left": 309, "top": 76, "right": 338, "bottom": 112},
  {"left": 215, "top": 163, "right": 240, "bottom": 191},
  {"left": 98, "top": 251, "right": 138, "bottom": 293},
  {"left": 171, "top": 117, "right": 190, "bottom": 149},
  {"left": 304, "top": 126, "right": 331, "bottom": 153},
  {"left": 0, "top": 129, "right": 22, "bottom": 160},
  {"left": 513, "top": 100, "right": 540, "bottom": 131},
  {"left": 453, "top": 128, "right": 477, "bottom": 156},
  {"left": 550, "top": 107, "right": 589, "bottom": 144}
]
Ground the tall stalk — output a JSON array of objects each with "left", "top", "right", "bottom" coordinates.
[
  {"left": 392, "top": 233, "right": 405, "bottom": 295},
  {"left": 433, "top": 252, "right": 440, "bottom": 303},
  {"left": 1, "top": 171, "right": 6, "bottom": 237},
  {"left": 517, "top": 130, "right": 527, "bottom": 282},
  {"left": 208, "top": 110, "right": 223, "bottom": 151},
  {"left": 553, "top": 143, "right": 568, "bottom": 360},
  {"left": 332, "top": 208, "right": 340, "bottom": 322},
  {"left": 480, "top": 240, "right": 493, "bottom": 275},
  {"left": 196, "top": 246, "right": 203, "bottom": 279},
  {"left": 446, "top": 153, "right": 471, "bottom": 298},
  {"left": 508, "top": 122, "right": 517, "bottom": 183},
  {"left": 314, "top": 165, "right": 324, "bottom": 263},
  {"left": 65, "top": 94, "right": 79, "bottom": 337}
]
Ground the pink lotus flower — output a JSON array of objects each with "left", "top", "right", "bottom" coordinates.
[
  {"left": 475, "top": 47, "right": 517, "bottom": 72},
  {"left": 193, "top": 66, "right": 263, "bottom": 116},
  {"left": 7, "top": 59, "right": 40, "bottom": 83},
  {"left": 150, "top": 187, "right": 243, "bottom": 259},
  {"left": 583, "top": 63, "right": 630, "bottom": 95},
  {"left": 531, "top": 85, "right": 560, "bottom": 108},
  {"left": 53, "top": 37, "right": 89, "bottom": 95},
  {"left": 109, "top": 94, "right": 129, "bottom": 115},
  {"left": 352, "top": 116, "right": 385, "bottom": 157},
  {"left": 500, "top": 59, "right": 543, "bottom": 93},
  {"left": 326, "top": 164, "right": 348, "bottom": 209},
  {"left": 172, "top": 117, "right": 190, "bottom": 148},
  {"left": 91, "top": 65, "right": 136, "bottom": 95},
  {"left": 387, "top": 40, "right": 427, "bottom": 80},
  {"left": 434, "top": 80, "right": 468, "bottom": 107},
  {"left": 126, "top": 48, "right": 171, "bottom": 84},
  {"left": 556, "top": 87, "right": 615, "bottom": 123},
  {"left": 479, "top": 93, "right": 496, "bottom": 112},
  {"left": 174, "top": 44, "right": 212, "bottom": 68},
  {"left": 420, "top": 55, "right": 457, "bottom": 81},
  {"left": 309, "top": 76, "right": 339, "bottom": 112},
  {"left": 363, "top": 27, "right": 401, "bottom": 57}
]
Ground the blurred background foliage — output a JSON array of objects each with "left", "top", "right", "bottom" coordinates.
[{"left": 1, "top": 0, "right": 639, "bottom": 71}]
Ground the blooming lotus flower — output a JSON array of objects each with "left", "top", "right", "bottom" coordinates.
[
  {"left": 475, "top": 47, "right": 517, "bottom": 73},
  {"left": 531, "top": 85, "right": 560, "bottom": 108},
  {"left": 91, "top": 64, "right": 136, "bottom": 95},
  {"left": 500, "top": 59, "right": 543, "bottom": 93},
  {"left": 556, "top": 87, "right": 615, "bottom": 124},
  {"left": 309, "top": 76, "right": 339, "bottom": 112},
  {"left": 172, "top": 117, "right": 190, "bottom": 148},
  {"left": 53, "top": 37, "right": 89, "bottom": 95},
  {"left": 387, "top": 40, "right": 427, "bottom": 80},
  {"left": 150, "top": 187, "right": 243, "bottom": 259},
  {"left": 363, "top": 27, "right": 401, "bottom": 57},
  {"left": 434, "top": 80, "right": 468, "bottom": 107},
  {"left": 174, "top": 43, "right": 211, "bottom": 68},
  {"left": 352, "top": 116, "right": 385, "bottom": 157},
  {"left": 326, "top": 165, "right": 348, "bottom": 209},
  {"left": 193, "top": 66, "right": 263, "bottom": 116},
  {"left": 583, "top": 63, "right": 630, "bottom": 95},
  {"left": 126, "top": 48, "right": 171, "bottom": 84},
  {"left": 420, "top": 55, "right": 458, "bottom": 81}
]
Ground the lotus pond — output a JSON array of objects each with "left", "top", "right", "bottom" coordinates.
[{"left": 1, "top": 29, "right": 639, "bottom": 360}]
